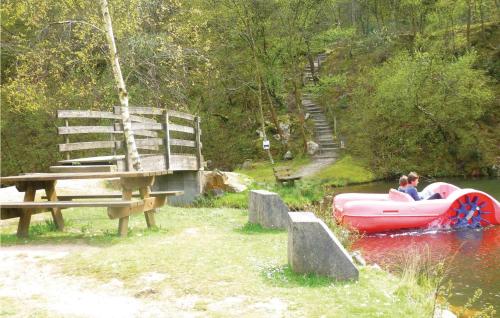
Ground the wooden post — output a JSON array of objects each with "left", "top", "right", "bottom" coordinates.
[
  {"left": 195, "top": 116, "right": 202, "bottom": 170},
  {"left": 65, "top": 119, "right": 70, "bottom": 160},
  {"left": 17, "top": 186, "right": 36, "bottom": 238},
  {"left": 44, "top": 181, "right": 64, "bottom": 231},
  {"left": 164, "top": 112, "right": 171, "bottom": 170},
  {"left": 118, "top": 189, "right": 132, "bottom": 237},
  {"left": 139, "top": 186, "right": 156, "bottom": 229}
]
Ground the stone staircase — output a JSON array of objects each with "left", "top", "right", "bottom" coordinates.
[{"left": 302, "top": 54, "right": 339, "bottom": 159}]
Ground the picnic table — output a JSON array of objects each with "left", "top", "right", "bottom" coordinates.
[{"left": 0, "top": 170, "right": 182, "bottom": 238}]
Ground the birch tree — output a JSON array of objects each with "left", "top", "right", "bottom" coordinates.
[{"left": 100, "top": 0, "right": 142, "bottom": 171}]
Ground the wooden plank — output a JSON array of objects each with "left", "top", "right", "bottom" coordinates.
[
  {"left": 167, "top": 110, "right": 195, "bottom": 121},
  {"left": 59, "top": 155, "right": 126, "bottom": 164},
  {"left": 114, "top": 106, "right": 163, "bottom": 115},
  {"left": 170, "top": 139, "right": 196, "bottom": 147},
  {"left": 0, "top": 200, "right": 141, "bottom": 209},
  {"left": 0, "top": 170, "right": 171, "bottom": 184},
  {"left": 58, "top": 126, "right": 119, "bottom": 135},
  {"left": 113, "top": 123, "right": 159, "bottom": 137},
  {"left": 135, "top": 138, "right": 163, "bottom": 147},
  {"left": 140, "top": 155, "right": 166, "bottom": 171},
  {"left": 42, "top": 191, "right": 183, "bottom": 200},
  {"left": 107, "top": 197, "right": 156, "bottom": 219},
  {"left": 59, "top": 140, "right": 122, "bottom": 152},
  {"left": 49, "top": 165, "right": 117, "bottom": 173},
  {"left": 129, "top": 114, "right": 157, "bottom": 123},
  {"left": 169, "top": 154, "right": 198, "bottom": 170},
  {"left": 131, "top": 122, "right": 163, "bottom": 131},
  {"left": 57, "top": 110, "right": 119, "bottom": 119},
  {"left": 168, "top": 124, "right": 195, "bottom": 134}
]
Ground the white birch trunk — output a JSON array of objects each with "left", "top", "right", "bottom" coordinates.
[{"left": 100, "top": 0, "right": 142, "bottom": 171}]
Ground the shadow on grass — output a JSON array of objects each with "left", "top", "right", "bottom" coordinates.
[
  {"left": 0, "top": 222, "right": 169, "bottom": 247},
  {"left": 261, "top": 264, "right": 354, "bottom": 288},
  {"left": 234, "top": 222, "right": 285, "bottom": 235}
]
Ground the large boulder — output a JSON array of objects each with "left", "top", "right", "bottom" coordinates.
[
  {"left": 203, "top": 170, "right": 249, "bottom": 193},
  {"left": 288, "top": 212, "right": 359, "bottom": 281},
  {"left": 248, "top": 190, "right": 290, "bottom": 229}
]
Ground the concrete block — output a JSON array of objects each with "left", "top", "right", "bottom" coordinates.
[
  {"left": 153, "top": 171, "right": 203, "bottom": 206},
  {"left": 288, "top": 212, "right": 358, "bottom": 281},
  {"left": 248, "top": 190, "right": 290, "bottom": 229}
]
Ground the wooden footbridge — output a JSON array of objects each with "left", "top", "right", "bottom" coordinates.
[{"left": 52, "top": 106, "right": 203, "bottom": 173}]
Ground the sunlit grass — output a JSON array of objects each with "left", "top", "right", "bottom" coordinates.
[
  {"left": 310, "top": 155, "right": 375, "bottom": 186},
  {"left": 0, "top": 206, "right": 436, "bottom": 317}
]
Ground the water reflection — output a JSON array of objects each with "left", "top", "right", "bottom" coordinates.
[{"left": 354, "top": 224, "right": 500, "bottom": 309}]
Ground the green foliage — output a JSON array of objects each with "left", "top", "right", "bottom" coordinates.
[{"left": 348, "top": 50, "right": 494, "bottom": 177}]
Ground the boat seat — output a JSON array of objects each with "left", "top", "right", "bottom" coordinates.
[{"left": 388, "top": 189, "right": 413, "bottom": 202}]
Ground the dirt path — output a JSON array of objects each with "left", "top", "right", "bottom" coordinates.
[
  {"left": 0, "top": 245, "right": 201, "bottom": 318},
  {"left": 295, "top": 158, "right": 336, "bottom": 178}
]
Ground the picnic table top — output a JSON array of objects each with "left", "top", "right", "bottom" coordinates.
[{"left": 0, "top": 170, "right": 172, "bottom": 184}]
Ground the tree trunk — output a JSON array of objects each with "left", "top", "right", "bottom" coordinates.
[
  {"left": 264, "top": 81, "right": 285, "bottom": 142},
  {"left": 100, "top": 0, "right": 142, "bottom": 171},
  {"left": 292, "top": 79, "right": 308, "bottom": 152},
  {"left": 466, "top": 0, "right": 472, "bottom": 48}
]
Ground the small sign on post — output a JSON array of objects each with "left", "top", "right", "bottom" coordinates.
[{"left": 263, "top": 139, "right": 270, "bottom": 150}]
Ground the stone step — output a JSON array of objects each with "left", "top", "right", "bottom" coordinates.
[
  {"left": 320, "top": 147, "right": 339, "bottom": 152},
  {"left": 319, "top": 142, "right": 338, "bottom": 147},
  {"left": 314, "top": 154, "right": 338, "bottom": 159}
]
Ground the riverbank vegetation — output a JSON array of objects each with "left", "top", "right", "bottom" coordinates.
[
  {"left": 2, "top": 1, "right": 499, "bottom": 177},
  {"left": 1, "top": 206, "right": 438, "bottom": 317},
  {"left": 196, "top": 155, "right": 376, "bottom": 210}
]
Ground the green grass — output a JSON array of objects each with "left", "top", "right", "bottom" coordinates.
[
  {"left": 235, "top": 156, "right": 311, "bottom": 183},
  {"left": 0, "top": 206, "right": 436, "bottom": 317},
  {"left": 197, "top": 155, "right": 376, "bottom": 211},
  {"left": 310, "top": 155, "right": 376, "bottom": 186}
]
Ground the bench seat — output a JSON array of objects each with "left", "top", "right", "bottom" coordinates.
[
  {"left": 41, "top": 191, "right": 183, "bottom": 201},
  {"left": 1, "top": 195, "right": 166, "bottom": 220},
  {"left": 273, "top": 166, "right": 302, "bottom": 185}
]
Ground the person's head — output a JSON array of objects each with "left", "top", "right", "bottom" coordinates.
[
  {"left": 399, "top": 175, "right": 408, "bottom": 187},
  {"left": 408, "top": 172, "right": 419, "bottom": 186}
]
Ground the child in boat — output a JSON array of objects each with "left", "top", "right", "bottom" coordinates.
[
  {"left": 405, "top": 172, "right": 442, "bottom": 200},
  {"left": 398, "top": 175, "right": 408, "bottom": 192}
]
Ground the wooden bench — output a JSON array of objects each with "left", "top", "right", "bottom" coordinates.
[
  {"left": 0, "top": 171, "right": 172, "bottom": 237},
  {"left": 273, "top": 166, "right": 302, "bottom": 185}
]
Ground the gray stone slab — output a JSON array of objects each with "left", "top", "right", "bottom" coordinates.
[
  {"left": 153, "top": 171, "right": 203, "bottom": 206},
  {"left": 248, "top": 190, "right": 290, "bottom": 229},
  {"left": 288, "top": 212, "right": 358, "bottom": 281}
]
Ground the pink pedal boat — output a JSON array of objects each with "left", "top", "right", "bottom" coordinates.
[{"left": 333, "top": 182, "right": 500, "bottom": 233}]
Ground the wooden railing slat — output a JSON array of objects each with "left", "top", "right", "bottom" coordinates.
[
  {"left": 135, "top": 138, "right": 163, "bottom": 147},
  {"left": 57, "top": 110, "right": 119, "bottom": 119},
  {"left": 114, "top": 106, "right": 163, "bottom": 115},
  {"left": 167, "top": 110, "right": 195, "bottom": 121},
  {"left": 59, "top": 141, "right": 122, "bottom": 152},
  {"left": 58, "top": 126, "right": 119, "bottom": 135},
  {"left": 168, "top": 123, "right": 195, "bottom": 134},
  {"left": 170, "top": 139, "right": 196, "bottom": 147}
]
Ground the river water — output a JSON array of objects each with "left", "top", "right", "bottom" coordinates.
[{"left": 335, "top": 178, "right": 500, "bottom": 309}]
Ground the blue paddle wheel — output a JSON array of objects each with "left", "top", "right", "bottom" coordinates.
[{"left": 449, "top": 194, "right": 493, "bottom": 229}]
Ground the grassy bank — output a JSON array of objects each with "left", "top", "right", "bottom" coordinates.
[
  {"left": 197, "top": 155, "right": 376, "bottom": 210},
  {"left": 1, "top": 206, "right": 436, "bottom": 317}
]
